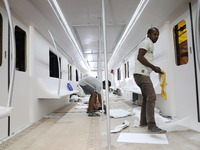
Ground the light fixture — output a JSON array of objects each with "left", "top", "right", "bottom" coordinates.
[
  {"left": 108, "top": 0, "right": 149, "bottom": 66},
  {"left": 48, "top": 0, "right": 90, "bottom": 70}
]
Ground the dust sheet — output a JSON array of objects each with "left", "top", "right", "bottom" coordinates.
[{"left": 117, "top": 133, "right": 168, "bottom": 144}]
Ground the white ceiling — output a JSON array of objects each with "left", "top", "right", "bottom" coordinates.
[{"left": 1, "top": 0, "right": 191, "bottom": 73}]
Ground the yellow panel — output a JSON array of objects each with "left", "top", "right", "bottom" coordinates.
[{"left": 178, "top": 20, "right": 187, "bottom": 44}]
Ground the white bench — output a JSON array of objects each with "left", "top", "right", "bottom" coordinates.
[
  {"left": 37, "top": 78, "right": 79, "bottom": 99},
  {"left": 0, "top": 106, "right": 12, "bottom": 119},
  {"left": 120, "top": 73, "right": 161, "bottom": 94}
]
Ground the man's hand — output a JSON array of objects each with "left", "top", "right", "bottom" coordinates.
[{"left": 153, "top": 66, "right": 163, "bottom": 74}]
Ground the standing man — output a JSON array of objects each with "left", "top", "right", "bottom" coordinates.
[
  {"left": 79, "top": 76, "right": 111, "bottom": 117},
  {"left": 134, "top": 27, "right": 166, "bottom": 133}
]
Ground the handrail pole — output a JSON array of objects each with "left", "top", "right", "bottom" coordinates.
[
  {"left": 48, "top": 29, "right": 61, "bottom": 95},
  {"left": 98, "top": 18, "right": 105, "bottom": 117},
  {"left": 194, "top": 0, "right": 200, "bottom": 122},
  {"left": 4, "top": 0, "right": 16, "bottom": 107},
  {"left": 102, "top": 0, "right": 111, "bottom": 149},
  {"left": 196, "top": 0, "right": 200, "bottom": 69}
]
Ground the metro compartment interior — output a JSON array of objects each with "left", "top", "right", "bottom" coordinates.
[{"left": 0, "top": 0, "right": 200, "bottom": 149}]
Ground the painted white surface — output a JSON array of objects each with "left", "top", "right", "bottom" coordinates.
[
  {"left": 0, "top": 5, "right": 9, "bottom": 140},
  {"left": 29, "top": 27, "right": 68, "bottom": 123},
  {"left": 10, "top": 17, "right": 30, "bottom": 134},
  {"left": 112, "top": 2, "right": 200, "bottom": 122},
  {"left": 154, "top": 23, "right": 177, "bottom": 117},
  {"left": 117, "top": 133, "right": 168, "bottom": 144},
  {"left": 29, "top": 27, "right": 80, "bottom": 123},
  {"left": 0, "top": 107, "right": 12, "bottom": 119},
  {"left": 0, "top": 0, "right": 199, "bottom": 143},
  {"left": 168, "top": 6, "right": 197, "bottom": 120},
  {"left": 193, "top": 0, "right": 200, "bottom": 122}
]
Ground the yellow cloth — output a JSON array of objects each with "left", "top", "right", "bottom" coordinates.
[{"left": 160, "top": 71, "right": 167, "bottom": 100}]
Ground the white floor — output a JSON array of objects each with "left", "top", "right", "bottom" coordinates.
[{"left": 1, "top": 95, "right": 200, "bottom": 150}]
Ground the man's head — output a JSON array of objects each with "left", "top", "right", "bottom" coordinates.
[
  {"left": 102, "top": 80, "right": 111, "bottom": 89},
  {"left": 147, "top": 27, "right": 159, "bottom": 43}
]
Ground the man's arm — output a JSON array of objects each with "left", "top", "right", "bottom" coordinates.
[
  {"left": 97, "top": 93, "right": 106, "bottom": 114},
  {"left": 97, "top": 93, "right": 102, "bottom": 105},
  {"left": 137, "top": 48, "right": 163, "bottom": 74}
]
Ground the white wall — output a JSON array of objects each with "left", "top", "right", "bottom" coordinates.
[
  {"left": 167, "top": 5, "right": 198, "bottom": 120},
  {"left": 0, "top": 5, "right": 9, "bottom": 140},
  {"left": 151, "top": 3, "right": 198, "bottom": 120},
  {"left": 29, "top": 27, "right": 71, "bottom": 123},
  {"left": 112, "top": 2, "right": 200, "bottom": 121},
  {"left": 154, "top": 23, "right": 177, "bottom": 116},
  {"left": 8, "top": 13, "right": 30, "bottom": 135},
  {"left": 0, "top": 4, "right": 32, "bottom": 137}
]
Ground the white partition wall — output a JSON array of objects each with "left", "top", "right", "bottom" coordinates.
[
  {"left": 10, "top": 18, "right": 30, "bottom": 135},
  {"left": 0, "top": 5, "right": 9, "bottom": 140},
  {"left": 29, "top": 27, "right": 69, "bottom": 123},
  {"left": 169, "top": 6, "right": 198, "bottom": 120}
]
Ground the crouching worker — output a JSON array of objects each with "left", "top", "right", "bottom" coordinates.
[{"left": 79, "top": 76, "right": 111, "bottom": 117}]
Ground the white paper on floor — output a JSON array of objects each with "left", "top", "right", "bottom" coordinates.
[
  {"left": 70, "top": 95, "right": 80, "bottom": 101},
  {"left": 157, "top": 116, "right": 200, "bottom": 132},
  {"left": 79, "top": 96, "right": 90, "bottom": 102},
  {"left": 110, "top": 120, "right": 129, "bottom": 133},
  {"left": 110, "top": 109, "right": 133, "bottom": 118},
  {"left": 132, "top": 106, "right": 200, "bottom": 132},
  {"left": 75, "top": 103, "right": 88, "bottom": 109},
  {"left": 117, "top": 133, "right": 168, "bottom": 144}
]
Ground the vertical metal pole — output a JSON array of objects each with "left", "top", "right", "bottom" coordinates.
[
  {"left": 4, "top": 0, "right": 16, "bottom": 108},
  {"left": 98, "top": 18, "right": 105, "bottom": 116},
  {"left": 48, "top": 29, "right": 61, "bottom": 95},
  {"left": 101, "top": 0, "right": 111, "bottom": 150},
  {"left": 7, "top": 21, "right": 11, "bottom": 137},
  {"left": 97, "top": 18, "right": 102, "bottom": 81},
  {"left": 4, "top": 0, "right": 16, "bottom": 136},
  {"left": 189, "top": 2, "right": 200, "bottom": 122},
  {"left": 193, "top": 0, "right": 200, "bottom": 122},
  {"left": 196, "top": 0, "right": 200, "bottom": 69}
]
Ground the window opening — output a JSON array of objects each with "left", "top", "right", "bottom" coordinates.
[
  {"left": 70, "top": 66, "right": 72, "bottom": 81},
  {"left": 117, "top": 68, "right": 121, "bottom": 80},
  {"left": 49, "top": 51, "right": 60, "bottom": 78},
  {"left": 127, "top": 61, "right": 129, "bottom": 78},
  {"left": 59, "top": 57, "right": 62, "bottom": 79},
  {"left": 173, "top": 20, "right": 188, "bottom": 66},
  {"left": 15, "top": 26, "right": 27, "bottom": 71},
  {"left": 68, "top": 64, "right": 70, "bottom": 80},
  {"left": 76, "top": 69, "right": 79, "bottom": 81},
  {"left": 124, "top": 63, "right": 126, "bottom": 78}
]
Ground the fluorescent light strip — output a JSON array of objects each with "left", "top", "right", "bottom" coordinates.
[
  {"left": 48, "top": 0, "right": 90, "bottom": 70},
  {"left": 108, "top": 0, "right": 149, "bottom": 65}
]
